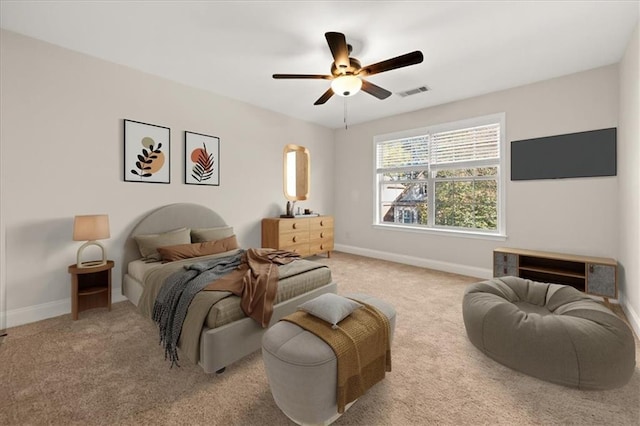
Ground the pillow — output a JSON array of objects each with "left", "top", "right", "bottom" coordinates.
[
  {"left": 297, "top": 293, "right": 363, "bottom": 329},
  {"left": 157, "top": 235, "right": 239, "bottom": 262},
  {"left": 191, "top": 226, "right": 235, "bottom": 243},
  {"left": 134, "top": 227, "right": 191, "bottom": 261}
]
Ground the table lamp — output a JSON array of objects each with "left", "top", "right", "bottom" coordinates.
[{"left": 73, "top": 214, "right": 110, "bottom": 268}]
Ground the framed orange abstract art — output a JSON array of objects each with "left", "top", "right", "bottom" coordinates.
[
  {"left": 185, "top": 131, "right": 219, "bottom": 186},
  {"left": 124, "top": 119, "right": 170, "bottom": 184}
]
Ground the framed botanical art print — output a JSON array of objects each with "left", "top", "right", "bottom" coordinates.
[
  {"left": 124, "top": 119, "right": 170, "bottom": 183},
  {"left": 185, "top": 131, "right": 220, "bottom": 186}
]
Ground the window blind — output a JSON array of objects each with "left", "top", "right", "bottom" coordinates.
[
  {"left": 376, "top": 136, "right": 429, "bottom": 170},
  {"left": 377, "top": 124, "right": 500, "bottom": 171},
  {"left": 431, "top": 123, "right": 500, "bottom": 166}
]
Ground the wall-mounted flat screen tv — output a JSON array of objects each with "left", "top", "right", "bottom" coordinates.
[{"left": 511, "top": 128, "right": 616, "bottom": 181}]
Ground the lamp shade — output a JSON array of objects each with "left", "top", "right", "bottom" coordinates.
[
  {"left": 73, "top": 215, "right": 110, "bottom": 241},
  {"left": 330, "top": 75, "right": 362, "bottom": 97}
]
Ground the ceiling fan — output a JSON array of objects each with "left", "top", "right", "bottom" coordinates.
[{"left": 273, "top": 32, "right": 424, "bottom": 105}]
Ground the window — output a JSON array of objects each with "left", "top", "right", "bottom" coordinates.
[{"left": 374, "top": 114, "right": 505, "bottom": 236}]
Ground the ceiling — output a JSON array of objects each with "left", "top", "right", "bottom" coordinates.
[{"left": 1, "top": 1, "right": 638, "bottom": 129}]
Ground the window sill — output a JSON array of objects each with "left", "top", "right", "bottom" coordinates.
[{"left": 372, "top": 223, "right": 507, "bottom": 241}]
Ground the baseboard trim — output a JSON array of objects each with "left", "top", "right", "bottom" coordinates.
[
  {"left": 6, "top": 288, "right": 128, "bottom": 328},
  {"left": 619, "top": 292, "right": 640, "bottom": 339},
  {"left": 334, "top": 244, "right": 640, "bottom": 334},
  {"left": 13, "top": 256, "right": 635, "bottom": 338},
  {"left": 334, "top": 244, "right": 492, "bottom": 279}
]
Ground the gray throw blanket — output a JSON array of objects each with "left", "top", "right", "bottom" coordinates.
[{"left": 152, "top": 250, "right": 245, "bottom": 367}]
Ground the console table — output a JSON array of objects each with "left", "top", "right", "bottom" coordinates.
[{"left": 493, "top": 248, "right": 617, "bottom": 305}]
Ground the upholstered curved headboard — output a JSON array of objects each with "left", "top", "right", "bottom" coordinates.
[{"left": 123, "top": 203, "right": 228, "bottom": 280}]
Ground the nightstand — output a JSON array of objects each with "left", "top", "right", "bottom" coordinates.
[{"left": 68, "top": 260, "right": 114, "bottom": 320}]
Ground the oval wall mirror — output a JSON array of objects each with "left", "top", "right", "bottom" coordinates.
[{"left": 283, "top": 144, "right": 310, "bottom": 201}]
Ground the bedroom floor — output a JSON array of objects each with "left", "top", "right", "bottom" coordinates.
[{"left": 1, "top": 251, "right": 638, "bottom": 425}]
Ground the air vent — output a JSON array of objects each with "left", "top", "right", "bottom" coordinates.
[{"left": 397, "top": 86, "right": 429, "bottom": 97}]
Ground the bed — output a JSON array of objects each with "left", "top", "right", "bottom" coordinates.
[{"left": 122, "top": 203, "right": 337, "bottom": 373}]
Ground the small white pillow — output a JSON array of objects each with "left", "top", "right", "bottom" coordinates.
[{"left": 298, "top": 293, "right": 363, "bottom": 329}]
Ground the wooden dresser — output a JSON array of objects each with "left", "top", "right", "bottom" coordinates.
[{"left": 262, "top": 215, "right": 334, "bottom": 258}]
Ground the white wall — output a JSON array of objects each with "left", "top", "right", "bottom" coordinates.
[
  {"left": 0, "top": 30, "right": 334, "bottom": 326},
  {"left": 2, "top": 28, "right": 635, "bottom": 330},
  {"left": 334, "top": 65, "right": 619, "bottom": 277},
  {"left": 618, "top": 23, "right": 640, "bottom": 336}
]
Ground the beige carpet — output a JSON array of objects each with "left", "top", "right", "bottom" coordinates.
[{"left": 1, "top": 252, "right": 638, "bottom": 425}]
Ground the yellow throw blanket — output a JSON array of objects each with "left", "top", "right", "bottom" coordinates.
[{"left": 282, "top": 301, "right": 391, "bottom": 413}]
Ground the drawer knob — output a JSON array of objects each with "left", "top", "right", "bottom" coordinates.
[
  {"left": 320, "top": 232, "right": 324, "bottom": 238},
  {"left": 503, "top": 255, "right": 507, "bottom": 262},
  {"left": 320, "top": 244, "right": 324, "bottom": 250},
  {"left": 292, "top": 223, "right": 297, "bottom": 229},
  {"left": 320, "top": 220, "right": 324, "bottom": 226},
  {"left": 503, "top": 267, "right": 507, "bottom": 275},
  {"left": 292, "top": 236, "right": 297, "bottom": 243}
]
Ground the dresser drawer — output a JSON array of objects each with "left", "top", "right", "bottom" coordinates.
[
  {"left": 310, "top": 228, "right": 333, "bottom": 241},
  {"left": 279, "top": 219, "right": 309, "bottom": 233},
  {"left": 310, "top": 241, "right": 333, "bottom": 254},
  {"left": 278, "top": 231, "right": 309, "bottom": 246},
  {"left": 310, "top": 216, "right": 333, "bottom": 230},
  {"left": 281, "top": 243, "right": 310, "bottom": 257}
]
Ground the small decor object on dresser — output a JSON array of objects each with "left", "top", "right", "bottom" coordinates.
[
  {"left": 124, "top": 119, "right": 170, "bottom": 183},
  {"left": 185, "top": 131, "right": 219, "bottom": 186},
  {"left": 68, "top": 260, "right": 114, "bottom": 320}
]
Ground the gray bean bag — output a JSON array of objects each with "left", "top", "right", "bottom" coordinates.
[{"left": 463, "top": 276, "right": 635, "bottom": 389}]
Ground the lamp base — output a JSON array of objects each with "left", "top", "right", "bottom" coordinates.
[
  {"left": 78, "top": 260, "right": 107, "bottom": 268},
  {"left": 77, "top": 241, "right": 107, "bottom": 268}
]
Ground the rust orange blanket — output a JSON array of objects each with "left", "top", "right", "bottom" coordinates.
[{"left": 203, "top": 248, "right": 300, "bottom": 327}]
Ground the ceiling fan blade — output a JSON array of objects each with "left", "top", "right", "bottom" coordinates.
[
  {"left": 314, "top": 87, "right": 334, "bottom": 105},
  {"left": 273, "top": 74, "right": 332, "bottom": 80},
  {"left": 325, "top": 32, "right": 350, "bottom": 70},
  {"left": 357, "top": 51, "right": 424, "bottom": 77},
  {"left": 361, "top": 79, "right": 392, "bottom": 100}
]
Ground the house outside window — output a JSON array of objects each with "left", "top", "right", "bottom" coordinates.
[{"left": 374, "top": 113, "right": 505, "bottom": 237}]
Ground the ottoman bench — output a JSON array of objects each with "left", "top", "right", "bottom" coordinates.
[
  {"left": 463, "top": 276, "right": 636, "bottom": 389},
  {"left": 262, "top": 293, "right": 396, "bottom": 425}
]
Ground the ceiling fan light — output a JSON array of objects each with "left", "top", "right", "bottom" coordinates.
[{"left": 331, "top": 75, "right": 362, "bottom": 97}]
